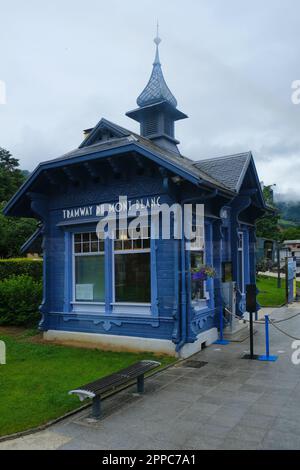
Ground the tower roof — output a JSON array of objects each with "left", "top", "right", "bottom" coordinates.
[{"left": 136, "top": 27, "right": 177, "bottom": 108}]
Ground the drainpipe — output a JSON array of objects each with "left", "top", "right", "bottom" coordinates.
[{"left": 176, "top": 190, "right": 218, "bottom": 353}]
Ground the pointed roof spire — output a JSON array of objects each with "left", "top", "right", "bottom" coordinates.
[
  {"left": 153, "top": 21, "right": 161, "bottom": 65},
  {"left": 136, "top": 25, "right": 178, "bottom": 108}
]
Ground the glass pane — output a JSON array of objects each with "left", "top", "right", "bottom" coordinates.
[
  {"left": 142, "top": 238, "right": 150, "bottom": 249},
  {"left": 123, "top": 239, "right": 132, "bottom": 250},
  {"left": 82, "top": 233, "right": 90, "bottom": 243},
  {"left": 91, "top": 232, "right": 98, "bottom": 242},
  {"left": 191, "top": 252, "right": 204, "bottom": 269},
  {"left": 114, "top": 240, "right": 122, "bottom": 251},
  {"left": 191, "top": 251, "right": 205, "bottom": 301},
  {"left": 98, "top": 241, "right": 105, "bottom": 252},
  {"left": 82, "top": 242, "right": 90, "bottom": 253},
  {"left": 74, "top": 234, "right": 81, "bottom": 243},
  {"left": 133, "top": 238, "right": 142, "bottom": 250},
  {"left": 91, "top": 241, "right": 98, "bottom": 252},
  {"left": 115, "top": 253, "right": 151, "bottom": 302},
  {"left": 74, "top": 243, "right": 82, "bottom": 254},
  {"left": 75, "top": 255, "right": 105, "bottom": 302}
]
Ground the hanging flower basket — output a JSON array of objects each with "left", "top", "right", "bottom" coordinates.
[{"left": 191, "top": 265, "right": 216, "bottom": 281}]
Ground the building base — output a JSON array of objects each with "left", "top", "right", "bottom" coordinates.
[{"left": 43, "top": 327, "right": 218, "bottom": 359}]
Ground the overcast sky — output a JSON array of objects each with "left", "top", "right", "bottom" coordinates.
[{"left": 1, "top": 0, "right": 300, "bottom": 199}]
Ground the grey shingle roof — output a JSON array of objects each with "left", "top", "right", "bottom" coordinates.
[
  {"left": 136, "top": 42, "right": 177, "bottom": 108},
  {"left": 43, "top": 119, "right": 231, "bottom": 192},
  {"left": 193, "top": 152, "right": 252, "bottom": 192}
]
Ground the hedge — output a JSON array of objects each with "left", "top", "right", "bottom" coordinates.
[
  {"left": 0, "top": 258, "right": 43, "bottom": 281},
  {"left": 0, "top": 275, "right": 43, "bottom": 326}
]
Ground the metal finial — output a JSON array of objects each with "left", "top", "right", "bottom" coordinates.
[
  {"left": 153, "top": 21, "right": 161, "bottom": 65},
  {"left": 154, "top": 21, "right": 161, "bottom": 46}
]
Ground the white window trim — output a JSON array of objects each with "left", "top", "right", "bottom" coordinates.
[
  {"left": 72, "top": 232, "right": 105, "bottom": 304},
  {"left": 189, "top": 243, "right": 208, "bottom": 304},
  {"left": 112, "top": 224, "right": 151, "bottom": 305},
  {"left": 112, "top": 247, "right": 151, "bottom": 304}
]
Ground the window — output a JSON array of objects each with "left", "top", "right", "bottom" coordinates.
[
  {"left": 74, "top": 232, "right": 105, "bottom": 302},
  {"left": 114, "top": 227, "right": 151, "bottom": 303},
  {"left": 191, "top": 251, "right": 205, "bottom": 301}
]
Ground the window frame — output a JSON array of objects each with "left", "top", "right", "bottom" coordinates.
[
  {"left": 72, "top": 232, "right": 106, "bottom": 305},
  {"left": 112, "top": 227, "right": 151, "bottom": 305},
  {"left": 188, "top": 222, "right": 207, "bottom": 304}
]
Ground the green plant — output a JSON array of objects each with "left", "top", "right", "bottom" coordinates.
[
  {"left": 191, "top": 265, "right": 216, "bottom": 280},
  {"left": 0, "top": 258, "right": 42, "bottom": 281},
  {"left": 0, "top": 275, "right": 42, "bottom": 326}
]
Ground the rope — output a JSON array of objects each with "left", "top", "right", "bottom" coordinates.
[
  {"left": 271, "top": 312, "right": 300, "bottom": 324},
  {"left": 224, "top": 306, "right": 300, "bottom": 325},
  {"left": 224, "top": 307, "right": 265, "bottom": 324},
  {"left": 269, "top": 318, "right": 300, "bottom": 341}
]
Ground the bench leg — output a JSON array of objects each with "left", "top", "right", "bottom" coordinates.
[
  {"left": 137, "top": 374, "right": 144, "bottom": 394},
  {"left": 91, "top": 396, "right": 102, "bottom": 419}
]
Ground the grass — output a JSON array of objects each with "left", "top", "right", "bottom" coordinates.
[
  {"left": 0, "top": 331, "right": 175, "bottom": 437},
  {"left": 257, "top": 275, "right": 286, "bottom": 307}
]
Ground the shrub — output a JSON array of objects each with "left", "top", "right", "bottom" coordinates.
[
  {"left": 0, "top": 258, "right": 42, "bottom": 281},
  {"left": 256, "top": 258, "right": 274, "bottom": 274},
  {"left": 0, "top": 275, "right": 42, "bottom": 326}
]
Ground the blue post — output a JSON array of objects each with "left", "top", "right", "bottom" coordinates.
[
  {"left": 214, "top": 304, "right": 229, "bottom": 345},
  {"left": 258, "top": 315, "right": 278, "bottom": 362}
]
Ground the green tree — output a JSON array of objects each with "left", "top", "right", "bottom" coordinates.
[
  {"left": 279, "top": 226, "right": 300, "bottom": 242},
  {"left": 0, "top": 147, "right": 26, "bottom": 203},
  {"left": 0, "top": 148, "right": 37, "bottom": 258},
  {"left": 256, "top": 185, "right": 281, "bottom": 240},
  {"left": 0, "top": 202, "right": 37, "bottom": 258}
]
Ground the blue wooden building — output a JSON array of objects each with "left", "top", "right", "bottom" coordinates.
[{"left": 3, "top": 34, "right": 268, "bottom": 357}]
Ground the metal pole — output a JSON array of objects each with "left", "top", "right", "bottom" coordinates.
[
  {"left": 265, "top": 315, "right": 270, "bottom": 358},
  {"left": 249, "top": 312, "right": 254, "bottom": 359},
  {"left": 214, "top": 303, "right": 229, "bottom": 345},
  {"left": 285, "top": 257, "right": 289, "bottom": 305},
  {"left": 219, "top": 305, "right": 224, "bottom": 341},
  {"left": 258, "top": 315, "right": 278, "bottom": 362},
  {"left": 91, "top": 396, "right": 101, "bottom": 420},
  {"left": 277, "top": 247, "right": 281, "bottom": 289},
  {"left": 137, "top": 375, "right": 144, "bottom": 394}
]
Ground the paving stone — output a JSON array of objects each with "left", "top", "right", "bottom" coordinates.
[
  {"left": 262, "top": 429, "right": 300, "bottom": 450},
  {"left": 218, "top": 438, "right": 260, "bottom": 450},
  {"left": 3, "top": 304, "right": 300, "bottom": 450},
  {"left": 225, "top": 425, "right": 267, "bottom": 444},
  {"left": 272, "top": 417, "right": 300, "bottom": 436},
  {"left": 237, "top": 413, "right": 275, "bottom": 430}
]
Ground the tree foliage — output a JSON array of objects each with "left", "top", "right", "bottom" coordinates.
[
  {"left": 0, "top": 147, "right": 37, "bottom": 258},
  {"left": 256, "top": 185, "right": 281, "bottom": 240},
  {"left": 0, "top": 147, "right": 26, "bottom": 203}
]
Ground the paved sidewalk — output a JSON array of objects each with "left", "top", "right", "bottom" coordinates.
[{"left": 1, "top": 304, "right": 300, "bottom": 450}]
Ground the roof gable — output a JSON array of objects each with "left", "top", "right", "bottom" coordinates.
[
  {"left": 3, "top": 118, "right": 236, "bottom": 217},
  {"left": 79, "top": 118, "right": 131, "bottom": 149},
  {"left": 194, "top": 152, "right": 251, "bottom": 192}
]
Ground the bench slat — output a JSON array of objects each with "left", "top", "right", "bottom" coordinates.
[{"left": 69, "top": 360, "right": 160, "bottom": 399}]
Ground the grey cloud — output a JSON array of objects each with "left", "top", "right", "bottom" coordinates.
[{"left": 0, "top": 0, "right": 300, "bottom": 199}]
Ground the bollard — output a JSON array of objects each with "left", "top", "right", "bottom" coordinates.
[
  {"left": 258, "top": 315, "right": 278, "bottom": 362},
  {"left": 214, "top": 305, "right": 229, "bottom": 345}
]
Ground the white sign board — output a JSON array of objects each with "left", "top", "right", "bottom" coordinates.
[{"left": 76, "top": 284, "right": 94, "bottom": 301}]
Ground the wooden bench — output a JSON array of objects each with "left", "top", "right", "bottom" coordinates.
[{"left": 69, "top": 360, "right": 161, "bottom": 419}]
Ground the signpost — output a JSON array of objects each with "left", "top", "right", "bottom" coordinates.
[{"left": 242, "top": 284, "right": 259, "bottom": 360}]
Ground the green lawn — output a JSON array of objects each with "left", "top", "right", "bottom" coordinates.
[
  {"left": 257, "top": 275, "right": 286, "bottom": 307},
  {"left": 0, "top": 331, "right": 175, "bottom": 437}
]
